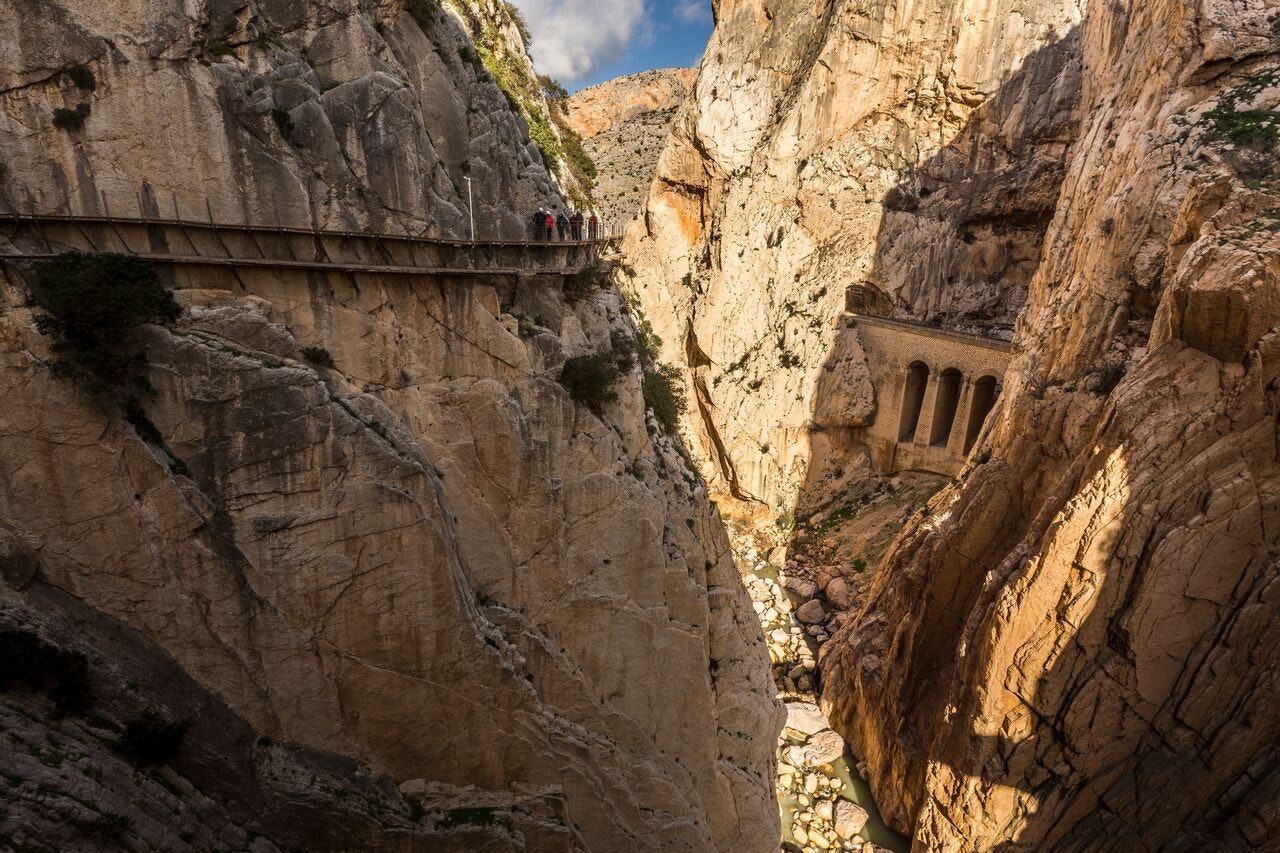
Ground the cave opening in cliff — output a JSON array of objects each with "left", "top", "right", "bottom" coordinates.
[
  {"left": 963, "top": 375, "right": 1001, "bottom": 453},
  {"left": 929, "top": 368, "right": 963, "bottom": 447},
  {"left": 898, "top": 361, "right": 930, "bottom": 442}
]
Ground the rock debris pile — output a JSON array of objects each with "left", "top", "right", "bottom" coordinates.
[{"left": 739, "top": 540, "right": 902, "bottom": 853}]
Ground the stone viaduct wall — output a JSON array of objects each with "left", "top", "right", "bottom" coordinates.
[{"left": 848, "top": 314, "right": 1012, "bottom": 477}]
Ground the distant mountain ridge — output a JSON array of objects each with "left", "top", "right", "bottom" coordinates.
[{"left": 564, "top": 68, "right": 696, "bottom": 228}]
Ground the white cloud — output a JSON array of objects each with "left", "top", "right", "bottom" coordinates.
[
  {"left": 513, "top": 0, "right": 650, "bottom": 83},
  {"left": 673, "top": 0, "right": 710, "bottom": 24}
]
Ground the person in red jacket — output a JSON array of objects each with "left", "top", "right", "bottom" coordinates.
[
  {"left": 588, "top": 213, "right": 599, "bottom": 240},
  {"left": 543, "top": 211, "right": 554, "bottom": 241}
]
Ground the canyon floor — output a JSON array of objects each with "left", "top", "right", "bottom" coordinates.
[{"left": 731, "top": 474, "right": 947, "bottom": 851}]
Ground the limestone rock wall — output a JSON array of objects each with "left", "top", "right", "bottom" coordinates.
[
  {"left": 823, "top": 0, "right": 1280, "bottom": 848},
  {"left": 564, "top": 69, "right": 697, "bottom": 228},
  {"left": 0, "top": 1, "right": 782, "bottom": 850},
  {"left": 0, "top": 0, "right": 560, "bottom": 237},
  {"left": 623, "top": 0, "right": 1084, "bottom": 510},
  {"left": 0, "top": 262, "right": 780, "bottom": 851}
]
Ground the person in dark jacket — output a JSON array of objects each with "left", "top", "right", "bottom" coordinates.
[
  {"left": 531, "top": 208, "right": 546, "bottom": 241},
  {"left": 556, "top": 213, "right": 569, "bottom": 241},
  {"left": 570, "top": 212, "right": 583, "bottom": 241},
  {"left": 544, "top": 211, "right": 554, "bottom": 241}
]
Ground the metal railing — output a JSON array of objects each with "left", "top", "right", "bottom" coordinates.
[{"left": 0, "top": 211, "right": 623, "bottom": 278}]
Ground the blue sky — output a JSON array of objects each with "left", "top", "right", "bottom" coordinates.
[{"left": 511, "top": 0, "right": 714, "bottom": 91}]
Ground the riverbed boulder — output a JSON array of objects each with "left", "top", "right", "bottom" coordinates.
[
  {"left": 803, "top": 729, "right": 846, "bottom": 765},
  {"left": 785, "top": 702, "right": 829, "bottom": 736},
  {"left": 796, "top": 600, "right": 826, "bottom": 624},
  {"left": 835, "top": 800, "right": 870, "bottom": 839}
]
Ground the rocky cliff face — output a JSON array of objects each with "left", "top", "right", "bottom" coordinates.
[
  {"left": 627, "top": 0, "right": 1280, "bottom": 847},
  {"left": 0, "top": 1, "right": 780, "bottom": 850},
  {"left": 623, "top": 0, "right": 1083, "bottom": 510},
  {"left": 0, "top": 0, "right": 560, "bottom": 237},
  {"left": 564, "top": 69, "right": 696, "bottom": 228},
  {"left": 826, "top": 1, "right": 1280, "bottom": 848}
]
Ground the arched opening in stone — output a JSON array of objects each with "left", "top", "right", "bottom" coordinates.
[
  {"left": 964, "top": 375, "right": 1001, "bottom": 453},
  {"left": 929, "top": 368, "right": 963, "bottom": 448},
  {"left": 898, "top": 361, "right": 930, "bottom": 443}
]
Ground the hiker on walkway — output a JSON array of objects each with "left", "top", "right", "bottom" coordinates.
[
  {"left": 531, "top": 208, "right": 546, "bottom": 241},
  {"left": 588, "top": 213, "right": 599, "bottom": 240},
  {"left": 570, "top": 211, "right": 583, "bottom": 241},
  {"left": 556, "top": 212, "right": 569, "bottom": 241},
  {"left": 543, "top": 210, "right": 554, "bottom": 241}
]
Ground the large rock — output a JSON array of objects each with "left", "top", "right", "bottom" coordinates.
[
  {"left": 795, "top": 599, "right": 826, "bottom": 624},
  {"left": 821, "top": 0, "right": 1280, "bottom": 850},
  {"left": 802, "top": 729, "right": 846, "bottom": 765},
  {"left": 785, "top": 701, "right": 828, "bottom": 736},
  {"left": 0, "top": 2, "right": 783, "bottom": 850},
  {"left": 0, "top": 0, "right": 562, "bottom": 237},
  {"left": 834, "top": 800, "right": 869, "bottom": 839}
]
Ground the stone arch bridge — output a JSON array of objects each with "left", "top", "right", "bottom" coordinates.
[{"left": 846, "top": 312, "right": 1013, "bottom": 478}]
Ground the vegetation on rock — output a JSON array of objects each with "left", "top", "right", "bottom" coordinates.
[
  {"left": 32, "top": 252, "right": 180, "bottom": 395},
  {"left": 302, "top": 345, "right": 336, "bottom": 368},
  {"left": 559, "top": 353, "right": 621, "bottom": 413},
  {"left": 642, "top": 364, "right": 687, "bottom": 434}
]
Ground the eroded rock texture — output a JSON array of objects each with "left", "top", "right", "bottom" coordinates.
[
  {"left": 564, "top": 69, "right": 697, "bottom": 228},
  {"left": 0, "top": 0, "right": 560, "bottom": 237},
  {"left": 623, "top": 0, "right": 1083, "bottom": 510},
  {"left": 0, "top": 1, "right": 781, "bottom": 850},
  {"left": 821, "top": 1, "right": 1280, "bottom": 849},
  {"left": 628, "top": 0, "right": 1280, "bottom": 847}
]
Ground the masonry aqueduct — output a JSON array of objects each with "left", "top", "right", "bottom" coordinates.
[{"left": 844, "top": 292, "right": 1013, "bottom": 478}]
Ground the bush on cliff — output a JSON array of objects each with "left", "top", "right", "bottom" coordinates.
[
  {"left": 642, "top": 364, "right": 687, "bottom": 434},
  {"left": 559, "top": 353, "right": 620, "bottom": 414},
  {"left": 32, "top": 252, "right": 180, "bottom": 395}
]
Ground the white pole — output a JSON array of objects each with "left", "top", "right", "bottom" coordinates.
[{"left": 465, "top": 176, "right": 474, "bottom": 242}]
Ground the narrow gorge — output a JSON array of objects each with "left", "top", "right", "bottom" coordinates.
[{"left": 1, "top": 0, "right": 1278, "bottom": 851}]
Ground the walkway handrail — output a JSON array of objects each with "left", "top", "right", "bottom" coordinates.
[
  {"left": 845, "top": 312, "right": 1014, "bottom": 352},
  {"left": 0, "top": 211, "right": 624, "bottom": 250}
]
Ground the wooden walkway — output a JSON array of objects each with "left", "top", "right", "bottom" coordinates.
[{"left": 0, "top": 213, "right": 620, "bottom": 278}]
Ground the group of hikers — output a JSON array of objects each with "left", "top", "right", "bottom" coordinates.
[{"left": 531, "top": 208, "right": 600, "bottom": 241}]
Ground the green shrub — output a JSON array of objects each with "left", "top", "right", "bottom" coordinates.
[
  {"left": 504, "top": 2, "right": 532, "bottom": 45},
  {"left": 302, "top": 346, "right": 335, "bottom": 368},
  {"left": 32, "top": 253, "right": 179, "bottom": 394},
  {"left": 539, "top": 75, "right": 568, "bottom": 103},
  {"left": 52, "top": 103, "right": 90, "bottom": 131},
  {"left": 642, "top": 364, "right": 687, "bottom": 433},
  {"left": 206, "top": 40, "right": 238, "bottom": 57},
  {"left": 437, "top": 807, "right": 498, "bottom": 829},
  {"left": 1202, "top": 73, "right": 1280, "bottom": 150},
  {"left": 559, "top": 353, "right": 621, "bottom": 414},
  {"left": 0, "top": 629, "right": 91, "bottom": 716},
  {"left": 118, "top": 712, "right": 189, "bottom": 767},
  {"left": 66, "top": 65, "right": 96, "bottom": 92}
]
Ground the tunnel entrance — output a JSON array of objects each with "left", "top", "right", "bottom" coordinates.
[
  {"left": 898, "top": 362, "right": 930, "bottom": 443},
  {"left": 930, "top": 368, "right": 963, "bottom": 447},
  {"left": 964, "top": 375, "right": 1001, "bottom": 453}
]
